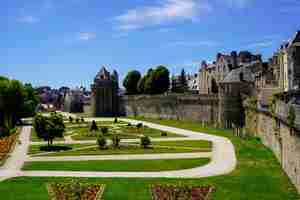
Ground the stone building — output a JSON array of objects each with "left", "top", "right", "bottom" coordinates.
[
  {"left": 198, "top": 51, "right": 261, "bottom": 95},
  {"left": 278, "top": 31, "right": 300, "bottom": 92},
  {"left": 218, "top": 65, "right": 255, "bottom": 128},
  {"left": 90, "top": 66, "right": 119, "bottom": 117}
]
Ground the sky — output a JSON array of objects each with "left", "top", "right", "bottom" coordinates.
[{"left": 0, "top": 0, "right": 299, "bottom": 89}]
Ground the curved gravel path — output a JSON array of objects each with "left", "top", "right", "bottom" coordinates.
[{"left": 0, "top": 118, "right": 237, "bottom": 180}]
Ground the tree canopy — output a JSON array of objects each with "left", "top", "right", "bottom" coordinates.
[
  {"left": 0, "top": 77, "right": 39, "bottom": 136},
  {"left": 123, "top": 70, "right": 141, "bottom": 94},
  {"left": 144, "top": 66, "right": 170, "bottom": 94},
  {"left": 33, "top": 113, "right": 65, "bottom": 146}
]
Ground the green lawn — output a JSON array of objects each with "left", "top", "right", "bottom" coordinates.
[
  {"left": 1, "top": 118, "right": 299, "bottom": 199},
  {"left": 32, "top": 142, "right": 210, "bottom": 157},
  {"left": 28, "top": 144, "right": 96, "bottom": 155},
  {"left": 22, "top": 158, "right": 210, "bottom": 172},
  {"left": 68, "top": 124, "right": 184, "bottom": 141}
]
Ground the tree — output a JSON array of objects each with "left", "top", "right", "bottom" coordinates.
[
  {"left": 140, "top": 136, "right": 151, "bottom": 149},
  {"left": 152, "top": 66, "right": 170, "bottom": 94},
  {"left": 180, "top": 68, "right": 188, "bottom": 93},
  {"left": 90, "top": 120, "right": 98, "bottom": 132},
  {"left": 33, "top": 113, "right": 65, "bottom": 146},
  {"left": 112, "top": 135, "right": 121, "bottom": 149},
  {"left": 0, "top": 78, "right": 39, "bottom": 137},
  {"left": 97, "top": 135, "right": 107, "bottom": 149},
  {"left": 137, "top": 76, "right": 147, "bottom": 94},
  {"left": 144, "top": 66, "right": 170, "bottom": 94},
  {"left": 123, "top": 70, "right": 141, "bottom": 94}
]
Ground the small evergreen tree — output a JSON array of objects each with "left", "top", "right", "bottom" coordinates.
[
  {"left": 90, "top": 120, "right": 98, "bottom": 132},
  {"left": 112, "top": 135, "right": 121, "bottom": 149}
]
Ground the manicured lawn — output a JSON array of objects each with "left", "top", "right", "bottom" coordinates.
[
  {"left": 68, "top": 124, "right": 184, "bottom": 141},
  {"left": 32, "top": 143, "right": 209, "bottom": 157},
  {"left": 22, "top": 158, "right": 210, "bottom": 172},
  {"left": 152, "top": 140, "right": 212, "bottom": 150},
  {"left": 28, "top": 144, "right": 96, "bottom": 155},
  {"left": 1, "top": 118, "right": 299, "bottom": 199}
]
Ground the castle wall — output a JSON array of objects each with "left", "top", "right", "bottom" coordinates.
[
  {"left": 122, "top": 94, "right": 219, "bottom": 123},
  {"left": 246, "top": 105, "right": 300, "bottom": 193}
]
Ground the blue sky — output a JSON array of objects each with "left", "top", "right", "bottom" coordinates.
[{"left": 0, "top": 0, "right": 299, "bottom": 89}]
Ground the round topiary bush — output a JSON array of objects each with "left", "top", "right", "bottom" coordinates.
[
  {"left": 161, "top": 131, "right": 167, "bottom": 137},
  {"left": 140, "top": 136, "right": 151, "bottom": 149},
  {"left": 101, "top": 127, "right": 109, "bottom": 135},
  {"left": 97, "top": 136, "right": 107, "bottom": 150},
  {"left": 136, "top": 123, "right": 143, "bottom": 129}
]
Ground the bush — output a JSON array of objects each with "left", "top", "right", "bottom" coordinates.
[
  {"left": 81, "top": 117, "right": 84, "bottom": 123},
  {"left": 114, "top": 117, "right": 118, "bottom": 123},
  {"left": 136, "top": 123, "right": 143, "bottom": 129},
  {"left": 75, "top": 118, "right": 80, "bottom": 123},
  {"left": 101, "top": 127, "right": 109, "bottom": 135},
  {"left": 127, "top": 123, "right": 132, "bottom": 127},
  {"left": 112, "top": 135, "right": 121, "bottom": 149},
  {"left": 69, "top": 116, "right": 73, "bottom": 123},
  {"left": 97, "top": 135, "right": 107, "bottom": 149},
  {"left": 140, "top": 136, "right": 151, "bottom": 148},
  {"left": 90, "top": 121, "right": 98, "bottom": 132},
  {"left": 40, "top": 145, "right": 72, "bottom": 152},
  {"left": 161, "top": 131, "right": 167, "bottom": 137}
]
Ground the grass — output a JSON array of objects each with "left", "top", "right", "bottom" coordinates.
[
  {"left": 22, "top": 158, "right": 210, "bottom": 172},
  {"left": 1, "top": 118, "right": 299, "bottom": 199},
  {"left": 67, "top": 123, "right": 184, "bottom": 141},
  {"left": 32, "top": 142, "right": 210, "bottom": 157},
  {"left": 28, "top": 144, "right": 96, "bottom": 155}
]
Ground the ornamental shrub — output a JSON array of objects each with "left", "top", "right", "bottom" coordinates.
[
  {"left": 101, "top": 127, "right": 109, "bottom": 135},
  {"left": 141, "top": 136, "right": 151, "bottom": 149},
  {"left": 90, "top": 120, "right": 98, "bottom": 132},
  {"left": 97, "top": 135, "right": 107, "bottom": 150}
]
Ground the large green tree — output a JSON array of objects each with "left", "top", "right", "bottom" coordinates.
[
  {"left": 123, "top": 70, "right": 141, "bottom": 94},
  {"left": 144, "top": 66, "right": 170, "bottom": 94},
  {"left": 0, "top": 77, "right": 39, "bottom": 136},
  {"left": 33, "top": 113, "right": 65, "bottom": 146}
]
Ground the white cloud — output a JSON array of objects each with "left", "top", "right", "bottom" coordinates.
[
  {"left": 78, "top": 32, "right": 97, "bottom": 41},
  {"left": 18, "top": 16, "right": 39, "bottom": 23},
  {"left": 115, "top": 0, "right": 212, "bottom": 30},
  {"left": 247, "top": 41, "right": 273, "bottom": 48}
]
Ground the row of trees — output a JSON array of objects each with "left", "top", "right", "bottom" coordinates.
[
  {"left": 123, "top": 66, "right": 170, "bottom": 95},
  {"left": 0, "top": 76, "right": 39, "bottom": 137}
]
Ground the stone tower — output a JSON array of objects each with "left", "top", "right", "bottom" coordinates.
[{"left": 91, "top": 66, "right": 119, "bottom": 117}]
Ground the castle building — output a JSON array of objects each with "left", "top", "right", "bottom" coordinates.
[{"left": 91, "top": 66, "right": 119, "bottom": 117}]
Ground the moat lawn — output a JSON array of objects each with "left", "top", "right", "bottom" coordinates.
[
  {"left": 22, "top": 158, "right": 210, "bottom": 172},
  {"left": 28, "top": 140, "right": 211, "bottom": 156},
  {"left": 0, "top": 118, "right": 299, "bottom": 200}
]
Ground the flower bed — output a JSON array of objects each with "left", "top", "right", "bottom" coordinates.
[
  {"left": 47, "top": 181, "right": 105, "bottom": 200},
  {"left": 0, "top": 133, "right": 18, "bottom": 162},
  {"left": 151, "top": 185, "right": 215, "bottom": 200}
]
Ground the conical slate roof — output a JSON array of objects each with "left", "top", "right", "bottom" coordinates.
[{"left": 95, "top": 66, "right": 110, "bottom": 80}]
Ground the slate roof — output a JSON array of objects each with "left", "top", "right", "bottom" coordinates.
[
  {"left": 95, "top": 66, "right": 110, "bottom": 80},
  {"left": 221, "top": 66, "right": 255, "bottom": 83}
]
